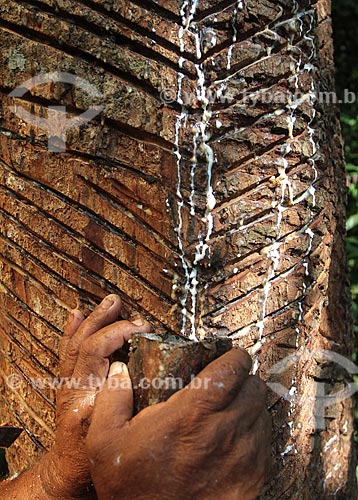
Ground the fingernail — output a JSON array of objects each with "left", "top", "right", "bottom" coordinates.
[
  {"left": 109, "top": 362, "right": 128, "bottom": 377},
  {"left": 101, "top": 296, "right": 115, "bottom": 310},
  {"left": 70, "top": 309, "right": 82, "bottom": 320},
  {"left": 132, "top": 318, "right": 144, "bottom": 327}
]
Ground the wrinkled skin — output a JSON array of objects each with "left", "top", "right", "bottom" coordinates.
[
  {"left": 0, "top": 293, "right": 271, "bottom": 500},
  {"left": 87, "top": 348, "right": 272, "bottom": 500},
  {"left": 45, "top": 294, "right": 150, "bottom": 500}
]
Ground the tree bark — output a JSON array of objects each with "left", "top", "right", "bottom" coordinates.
[
  {"left": 127, "top": 333, "right": 232, "bottom": 413},
  {"left": 0, "top": 0, "right": 356, "bottom": 497}
]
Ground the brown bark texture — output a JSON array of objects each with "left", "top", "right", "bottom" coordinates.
[
  {"left": 0, "top": 0, "right": 356, "bottom": 498},
  {"left": 127, "top": 333, "right": 232, "bottom": 413}
]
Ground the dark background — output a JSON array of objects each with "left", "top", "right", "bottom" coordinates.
[
  {"left": 0, "top": 0, "right": 357, "bottom": 483},
  {"left": 332, "top": 0, "right": 358, "bottom": 481},
  {"left": 332, "top": 0, "right": 358, "bottom": 336}
]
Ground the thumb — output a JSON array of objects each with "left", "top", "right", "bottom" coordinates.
[
  {"left": 91, "top": 362, "right": 133, "bottom": 430},
  {"left": 170, "top": 349, "right": 251, "bottom": 413}
]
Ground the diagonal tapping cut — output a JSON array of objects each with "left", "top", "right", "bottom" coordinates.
[{"left": 173, "top": 0, "right": 219, "bottom": 340}]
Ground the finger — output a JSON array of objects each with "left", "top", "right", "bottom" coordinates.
[
  {"left": 226, "top": 375, "right": 268, "bottom": 430},
  {"left": 255, "top": 410, "right": 272, "bottom": 454},
  {"left": 250, "top": 410, "right": 272, "bottom": 483},
  {"left": 171, "top": 348, "right": 252, "bottom": 413},
  {"left": 228, "top": 411, "right": 272, "bottom": 498},
  {"left": 262, "top": 412, "right": 273, "bottom": 481},
  {"left": 61, "top": 295, "right": 122, "bottom": 378},
  {"left": 59, "top": 309, "right": 84, "bottom": 375},
  {"left": 72, "top": 319, "right": 150, "bottom": 380},
  {"left": 90, "top": 362, "right": 133, "bottom": 432}
]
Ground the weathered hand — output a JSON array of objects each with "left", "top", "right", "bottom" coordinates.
[
  {"left": 42, "top": 294, "right": 150, "bottom": 500},
  {"left": 86, "top": 348, "right": 272, "bottom": 500}
]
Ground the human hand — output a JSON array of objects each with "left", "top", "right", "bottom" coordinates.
[
  {"left": 86, "top": 348, "right": 272, "bottom": 500},
  {"left": 41, "top": 294, "right": 150, "bottom": 500}
]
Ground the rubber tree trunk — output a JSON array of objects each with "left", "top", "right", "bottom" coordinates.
[{"left": 0, "top": 0, "right": 356, "bottom": 498}]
